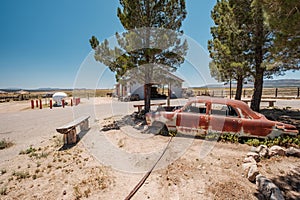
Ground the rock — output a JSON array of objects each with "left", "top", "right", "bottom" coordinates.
[
  {"left": 257, "top": 145, "right": 269, "bottom": 158},
  {"left": 247, "top": 164, "right": 259, "bottom": 182},
  {"left": 242, "top": 162, "right": 254, "bottom": 172},
  {"left": 256, "top": 174, "right": 284, "bottom": 200},
  {"left": 250, "top": 146, "right": 259, "bottom": 153},
  {"left": 286, "top": 147, "right": 300, "bottom": 158},
  {"left": 143, "top": 125, "right": 148, "bottom": 131},
  {"left": 269, "top": 145, "right": 286, "bottom": 157},
  {"left": 243, "top": 156, "right": 257, "bottom": 164},
  {"left": 251, "top": 145, "right": 267, "bottom": 152},
  {"left": 247, "top": 152, "right": 260, "bottom": 162}
]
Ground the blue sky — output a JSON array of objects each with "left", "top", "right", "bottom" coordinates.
[{"left": 0, "top": 0, "right": 299, "bottom": 89}]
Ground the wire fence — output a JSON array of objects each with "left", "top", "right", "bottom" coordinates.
[{"left": 192, "top": 87, "right": 300, "bottom": 99}]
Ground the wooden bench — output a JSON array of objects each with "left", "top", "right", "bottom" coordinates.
[
  {"left": 133, "top": 102, "right": 166, "bottom": 112},
  {"left": 56, "top": 116, "right": 90, "bottom": 145},
  {"left": 242, "top": 100, "right": 276, "bottom": 107}
]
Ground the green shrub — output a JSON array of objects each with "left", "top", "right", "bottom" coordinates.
[
  {"left": 0, "top": 139, "right": 13, "bottom": 150},
  {"left": 12, "top": 171, "right": 30, "bottom": 180},
  {"left": 0, "top": 186, "right": 7, "bottom": 195},
  {"left": 19, "top": 146, "right": 36, "bottom": 155}
]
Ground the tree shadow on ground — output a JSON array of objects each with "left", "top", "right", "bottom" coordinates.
[
  {"left": 253, "top": 165, "right": 300, "bottom": 200},
  {"left": 261, "top": 108, "right": 300, "bottom": 131},
  {"left": 270, "top": 166, "right": 300, "bottom": 200},
  {"left": 101, "top": 112, "right": 146, "bottom": 132}
]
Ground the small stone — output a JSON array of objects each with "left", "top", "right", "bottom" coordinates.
[
  {"left": 250, "top": 146, "right": 259, "bottom": 153},
  {"left": 243, "top": 156, "right": 257, "bottom": 164},
  {"left": 247, "top": 164, "right": 259, "bottom": 182},
  {"left": 63, "top": 190, "right": 67, "bottom": 195},
  {"left": 258, "top": 145, "right": 269, "bottom": 158},
  {"left": 247, "top": 152, "right": 260, "bottom": 161},
  {"left": 269, "top": 145, "right": 286, "bottom": 157},
  {"left": 197, "top": 190, "right": 203, "bottom": 194},
  {"left": 242, "top": 162, "right": 254, "bottom": 172},
  {"left": 286, "top": 147, "right": 300, "bottom": 158},
  {"left": 256, "top": 175, "right": 284, "bottom": 200},
  {"left": 143, "top": 125, "right": 149, "bottom": 131}
]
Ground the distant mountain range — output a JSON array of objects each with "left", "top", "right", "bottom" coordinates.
[
  {"left": 263, "top": 79, "right": 300, "bottom": 88},
  {"left": 0, "top": 88, "right": 73, "bottom": 93},
  {"left": 193, "top": 79, "right": 300, "bottom": 89},
  {"left": 1, "top": 79, "right": 300, "bottom": 92}
]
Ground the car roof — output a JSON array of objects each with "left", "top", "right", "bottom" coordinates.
[{"left": 188, "top": 96, "right": 260, "bottom": 119}]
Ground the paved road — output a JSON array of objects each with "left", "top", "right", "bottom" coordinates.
[{"left": 0, "top": 97, "right": 170, "bottom": 163}]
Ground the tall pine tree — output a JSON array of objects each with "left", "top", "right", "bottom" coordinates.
[
  {"left": 262, "top": 0, "right": 300, "bottom": 73},
  {"left": 90, "top": 0, "right": 187, "bottom": 113},
  {"left": 208, "top": 0, "right": 252, "bottom": 100}
]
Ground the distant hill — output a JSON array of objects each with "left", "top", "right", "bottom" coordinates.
[
  {"left": 263, "top": 79, "right": 300, "bottom": 88},
  {"left": 0, "top": 88, "right": 73, "bottom": 93},
  {"left": 192, "top": 79, "right": 300, "bottom": 89}
]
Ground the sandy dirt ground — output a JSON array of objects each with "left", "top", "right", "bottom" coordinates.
[{"left": 0, "top": 97, "right": 300, "bottom": 199}]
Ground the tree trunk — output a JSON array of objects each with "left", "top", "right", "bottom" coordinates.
[
  {"left": 143, "top": 0, "right": 151, "bottom": 113},
  {"left": 235, "top": 76, "right": 243, "bottom": 100},
  {"left": 144, "top": 83, "right": 151, "bottom": 113},
  {"left": 251, "top": 70, "right": 263, "bottom": 111},
  {"left": 250, "top": 1, "right": 264, "bottom": 112}
]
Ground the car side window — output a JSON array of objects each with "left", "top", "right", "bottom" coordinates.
[
  {"left": 210, "top": 103, "right": 238, "bottom": 117},
  {"left": 183, "top": 102, "right": 206, "bottom": 114},
  {"left": 227, "top": 105, "right": 238, "bottom": 117}
]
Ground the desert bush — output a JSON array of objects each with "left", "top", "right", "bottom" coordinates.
[
  {"left": 0, "top": 169, "right": 7, "bottom": 175},
  {"left": 220, "top": 133, "right": 239, "bottom": 143},
  {"left": 19, "top": 146, "right": 36, "bottom": 155},
  {"left": 12, "top": 171, "right": 30, "bottom": 180},
  {"left": 0, "top": 186, "right": 7, "bottom": 195},
  {"left": 0, "top": 139, "right": 14, "bottom": 150}
]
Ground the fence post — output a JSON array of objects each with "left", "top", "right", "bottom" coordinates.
[
  {"left": 31, "top": 100, "right": 34, "bottom": 109},
  {"left": 71, "top": 99, "right": 73, "bottom": 106},
  {"left": 50, "top": 100, "right": 52, "bottom": 109},
  {"left": 275, "top": 88, "right": 278, "bottom": 98},
  {"left": 39, "top": 99, "right": 42, "bottom": 109},
  {"left": 298, "top": 87, "right": 299, "bottom": 98},
  {"left": 243, "top": 89, "right": 246, "bottom": 98},
  {"left": 36, "top": 100, "right": 39, "bottom": 108},
  {"left": 62, "top": 99, "right": 65, "bottom": 108}
]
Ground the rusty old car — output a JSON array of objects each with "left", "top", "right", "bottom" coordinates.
[{"left": 146, "top": 96, "right": 298, "bottom": 138}]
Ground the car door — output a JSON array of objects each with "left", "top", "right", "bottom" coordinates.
[
  {"left": 176, "top": 102, "right": 208, "bottom": 134},
  {"left": 208, "top": 103, "right": 242, "bottom": 133},
  {"left": 235, "top": 107, "right": 264, "bottom": 137}
]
